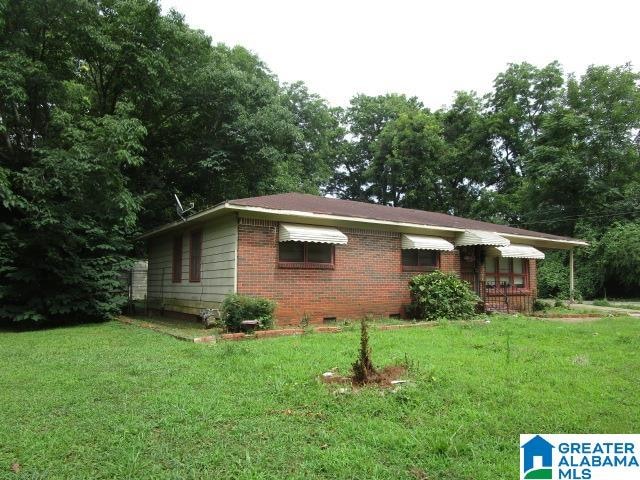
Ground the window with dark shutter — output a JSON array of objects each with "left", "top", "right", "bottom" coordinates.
[{"left": 189, "top": 230, "right": 202, "bottom": 282}]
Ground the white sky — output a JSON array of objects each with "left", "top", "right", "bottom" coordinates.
[{"left": 161, "top": 0, "right": 639, "bottom": 110}]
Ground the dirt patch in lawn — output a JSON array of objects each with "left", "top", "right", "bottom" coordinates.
[{"left": 321, "top": 365, "right": 408, "bottom": 388}]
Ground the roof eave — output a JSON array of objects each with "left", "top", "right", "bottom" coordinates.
[
  {"left": 135, "top": 201, "right": 230, "bottom": 240},
  {"left": 136, "top": 203, "right": 588, "bottom": 248},
  {"left": 499, "top": 233, "right": 588, "bottom": 248}
]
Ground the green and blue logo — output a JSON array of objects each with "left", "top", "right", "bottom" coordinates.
[
  {"left": 520, "top": 434, "right": 640, "bottom": 480},
  {"left": 521, "top": 435, "right": 554, "bottom": 479}
]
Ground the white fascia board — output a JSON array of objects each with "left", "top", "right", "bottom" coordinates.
[
  {"left": 228, "top": 205, "right": 463, "bottom": 233},
  {"left": 136, "top": 202, "right": 228, "bottom": 240},
  {"left": 500, "top": 233, "right": 588, "bottom": 248}
]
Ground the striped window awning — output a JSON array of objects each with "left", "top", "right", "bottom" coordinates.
[
  {"left": 278, "top": 223, "right": 348, "bottom": 244},
  {"left": 493, "top": 245, "right": 545, "bottom": 259},
  {"left": 455, "top": 229, "right": 510, "bottom": 247},
  {"left": 401, "top": 234, "right": 454, "bottom": 251}
]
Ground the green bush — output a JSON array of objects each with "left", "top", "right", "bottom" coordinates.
[
  {"left": 533, "top": 299, "right": 548, "bottom": 312},
  {"left": 408, "top": 271, "right": 480, "bottom": 321},
  {"left": 220, "top": 294, "right": 276, "bottom": 332}
]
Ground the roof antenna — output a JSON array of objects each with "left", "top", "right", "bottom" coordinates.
[{"left": 174, "top": 193, "right": 194, "bottom": 221}]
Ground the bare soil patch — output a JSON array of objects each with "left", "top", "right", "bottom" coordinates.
[{"left": 321, "top": 365, "right": 408, "bottom": 388}]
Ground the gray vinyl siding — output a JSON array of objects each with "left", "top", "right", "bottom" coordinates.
[{"left": 147, "top": 214, "right": 237, "bottom": 315}]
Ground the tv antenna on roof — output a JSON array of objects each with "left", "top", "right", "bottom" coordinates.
[{"left": 174, "top": 194, "right": 194, "bottom": 221}]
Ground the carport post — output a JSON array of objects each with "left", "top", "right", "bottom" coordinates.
[{"left": 569, "top": 249, "right": 575, "bottom": 303}]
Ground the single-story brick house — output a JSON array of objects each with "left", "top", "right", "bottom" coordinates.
[{"left": 139, "top": 193, "right": 586, "bottom": 324}]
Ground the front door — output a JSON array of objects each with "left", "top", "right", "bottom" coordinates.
[{"left": 459, "top": 246, "right": 480, "bottom": 294}]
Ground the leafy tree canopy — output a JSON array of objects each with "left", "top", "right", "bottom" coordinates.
[{"left": 0, "top": 0, "right": 341, "bottom": 322}]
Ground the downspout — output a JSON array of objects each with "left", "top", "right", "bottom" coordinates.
[{"left": 233, "top": 212, "right": 239, "bottom": 294}]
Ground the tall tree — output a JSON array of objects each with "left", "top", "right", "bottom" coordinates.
[
  {"left": 521, "top": 64, "right": 640, "bottom": 235},
  {"left": 0, "top": 0, "right": 342, "bottom": 322},
  {"left": 486, "top": 61, "right": 565, "bottom": 223},
  {"left": 329, "top": 94, "right": 423, "bottom": 201},
  {"left": 437, "top": 91, "right": 494, "bottom": 217},
  {"left": 367, "top": 109, "right": 447, "bottom": 209}
]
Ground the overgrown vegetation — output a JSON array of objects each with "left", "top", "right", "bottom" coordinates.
[
  {"left": 539, "top": 224, "right": 640, "bottom": 300},
  {"left": 408, "top": 271, "right": 479, "bottom": 321},
  {"left": 1, "top": 317, "right": 639, "bottom": 478},
  {"left": 220, "top": 294, "right": 276, "bottom": 332}
]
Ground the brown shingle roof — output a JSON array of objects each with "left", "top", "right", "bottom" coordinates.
[{"left": 229, "top": 192, "right": 580, "bottom": 243}]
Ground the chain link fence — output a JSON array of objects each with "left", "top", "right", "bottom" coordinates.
[{"left": 121, "top": 260, "right": 148, "bottom": 314}]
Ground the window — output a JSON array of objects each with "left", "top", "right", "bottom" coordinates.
[
  {"left": 172, "top": 235, "right": 182, "bottom": 283},
  {"left": 278, "top": 242, "right": 334, "bottom": 268},
  {"left": 402, "top": 249, "right": 439, "bottom": 271},
  {"left": 189, "top": 230, "right": 202, "bottom": 282},
  {"left": 279, "top": 242, "right": 304, "bottom": 262},
  {"left": 307, "top": 243, "right": 333, "bottom": 263},
  {"left": 485, "top": 257, "right": 527, "bottom": 289}
]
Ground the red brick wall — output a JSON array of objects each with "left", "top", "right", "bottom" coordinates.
[
  {"left": 528, "top": 259, "right": 538, "bottom": 297},
  {"left": 236, "top": 217, "right": 538, "bottom": 324},
  {"left": 236, "top": 218, "right": 460, "bottom": 325}
]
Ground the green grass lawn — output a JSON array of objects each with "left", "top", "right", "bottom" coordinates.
[
  {"left": 123, "top": 314, "right": 426, "bottom": 339},
  {"left": 590, "top": 300, "right": 640, "bottom": 311},
  {"left": 533, "top": 305, "right": 625, "bottom": 316},
  {"left": 1, "top": 316, "right": 639, "bottom": 479}
]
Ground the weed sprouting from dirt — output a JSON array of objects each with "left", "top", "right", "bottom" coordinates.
[
  {"left": 321, "top": 318, "right": 409, "bottom": 389},
  {"left": 352, "top": 318, "right": 376, "bottom": 384}
]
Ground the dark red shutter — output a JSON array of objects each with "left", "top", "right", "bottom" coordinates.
[{"left": 189, "top": 230, "right": 202, "bottom": 282}]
